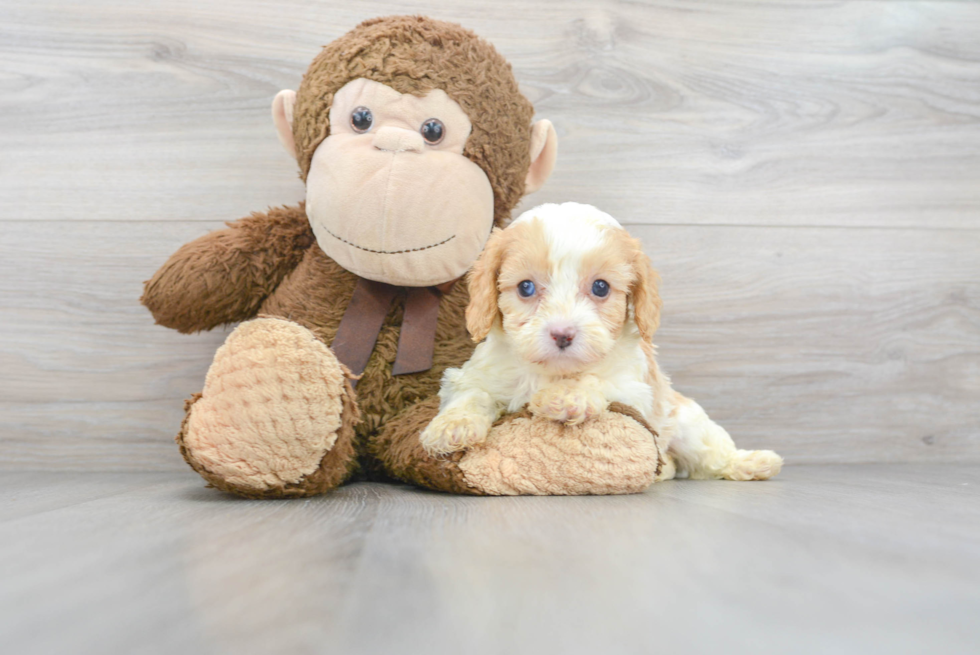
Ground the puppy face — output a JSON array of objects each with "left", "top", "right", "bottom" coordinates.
[{"left": 466, "top": 203, "right": 662, "bottom": 373}]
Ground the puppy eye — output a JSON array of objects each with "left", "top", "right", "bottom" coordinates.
[
  {"left": 421, "top": 118, "right": 445, "bottom": 144},
  {"left": 351, "top": 107, "right": 373, "bottom": 133},
  {"left": 517, "top": 280, "right": 536, "bottom": 298},
  {"left": 592, "top": 280, "right": 610, "bottom": 297}
]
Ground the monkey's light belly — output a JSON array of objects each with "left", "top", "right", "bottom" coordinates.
[{"left": 306, "top": 141, "right": 494, "bottom": 287}]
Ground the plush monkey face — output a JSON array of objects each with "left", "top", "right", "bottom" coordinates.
[
  {"left": 306, "top": 79, "right": 494, "bottom": 287},
  {"left": 272, "top": 16, "right": 558, "bottom": 287}
]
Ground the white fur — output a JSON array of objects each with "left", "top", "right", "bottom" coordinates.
[{"left": 420, "top": 203, "right": 783, "bottom": 481}]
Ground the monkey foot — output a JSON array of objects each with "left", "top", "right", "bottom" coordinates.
[
  {"left": 373, "top": 400, "right": 662, "bottom": 496},
  {"left": 459, "top": 403, "right": 662, "bottom": 495},
  {"left": 179, "top": 317, "right": 359, "bottom": 498}
]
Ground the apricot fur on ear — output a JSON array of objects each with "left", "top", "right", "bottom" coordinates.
[
  {"left": 465, "top": 227, "right": 509, "bottom": 342},
  {"left": 630, "top": 249, "right": 662, "bottom": 341}
]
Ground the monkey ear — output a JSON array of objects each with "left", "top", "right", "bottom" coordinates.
[
  {"left": 272, "top": 90, "right": 297, "bottom": 159},
  {"left": 524, "top": 119, "right": 558, "bottom": 194}
]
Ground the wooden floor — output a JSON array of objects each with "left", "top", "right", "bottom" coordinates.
[{"left": 2, "top": 465, "right": 978, "bottom": 655}]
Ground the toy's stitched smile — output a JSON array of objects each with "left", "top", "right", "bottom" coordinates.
[{"left": 322, "top": 226, "right": 456, "bottom": 255}]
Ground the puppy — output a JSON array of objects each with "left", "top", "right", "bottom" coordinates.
[{"left": 420, "top": 202, "right": 782, "bottom": 481}]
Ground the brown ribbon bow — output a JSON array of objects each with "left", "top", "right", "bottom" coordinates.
[{"left": 331, "top": 277, "right": 453, "bottom": 384}]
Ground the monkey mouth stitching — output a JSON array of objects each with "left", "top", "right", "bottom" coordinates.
[{"left": 322, "top": 227, "right": 456, "bottom": 254}]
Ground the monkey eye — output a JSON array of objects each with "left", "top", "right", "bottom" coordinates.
[
  {"left": 591, "top": 280, "right": 610, "bottom": 298},
  {"left": 350, "top": 107, "right": 373, "bottom": 133},
  {"left": 517, "top": 280, "right": 536, "bottom": 298},
  {"left": 421, "top": 118, "right": 445, "bottom": 144}
]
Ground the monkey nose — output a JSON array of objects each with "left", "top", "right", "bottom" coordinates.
[
  {"left": 550, "top": 329, "right": 576, "bottom": 350},
  {"left": 372, "top": 126, "right": 425, "bottom": 154}
]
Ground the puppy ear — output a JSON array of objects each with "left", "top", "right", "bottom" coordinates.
[
  {"left": 466, "top": 228, "right": 508, "bottom": 342},
  {"left": 630, "top": 246, "right": 662, "bottom": 341}
]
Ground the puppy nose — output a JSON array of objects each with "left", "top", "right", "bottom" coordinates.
[
  {"left": 372, "top": 126, "right": 424, "bottom": 153},
  {"left": 550, "top": 329, "right": 576, "bottom": 350}
]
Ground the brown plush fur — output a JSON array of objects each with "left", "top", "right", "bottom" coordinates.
[
  {"left": 144, "top": 19, "right": 517, "bottom": 498},
  {"left": 142, "top": 205, "right": 316, "bottom": 334},
  {"left": 144, "top": 16, "right": 660, "bottom": 498},
  {"left": 292, "top": 15, "right": 535, "bottom": 226},
  {"left": 141, "top": 201, "right": 476, "bottom": 462},
  {"left": 148, "top": 202, "right": 478, "bottom": 494},
  {"left": 369, "top": 397, "right": 483, "bottom": 495},
  {"left": 256, "top": 229, "right": 477, "bottom": 449}
]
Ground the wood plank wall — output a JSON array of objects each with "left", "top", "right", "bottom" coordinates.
[{"left": 1, "top": 1, "right": 978, "bottom": 470}]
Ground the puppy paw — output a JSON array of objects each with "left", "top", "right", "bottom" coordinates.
[
  {"left": 725, "top": 449, "right": 783, "bottom": 481},
  {"left": 420, "top": 411, "right": 492, "bottom": 456},
  {"left": 530, "top": 382, "right": 607, "bottom": 426}
]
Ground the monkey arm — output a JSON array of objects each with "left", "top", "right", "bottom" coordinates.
[{"left": 141, "top": 204, "right": 315, "bottom": 333}]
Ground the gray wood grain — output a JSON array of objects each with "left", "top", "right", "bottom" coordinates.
[
  {"left": 1, "top": 220, "right": 977, "bottom": 469},
  {"left": 1, "top": 466, "right": 978, "bottom": 655},
  {"left": 1, "top": 1, "right": 978, "bottom": 470},
  {"left": 1, "top": 1, "right": 979, "bottom": 227}
]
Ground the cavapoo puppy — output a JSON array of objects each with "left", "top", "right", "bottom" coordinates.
[{"left": 420, "top": 202, "right": 782, "bottom": 481}]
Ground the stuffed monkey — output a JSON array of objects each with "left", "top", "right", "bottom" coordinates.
[{"left": 142, "top": 16, "right": 662, "bottom": 498}]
